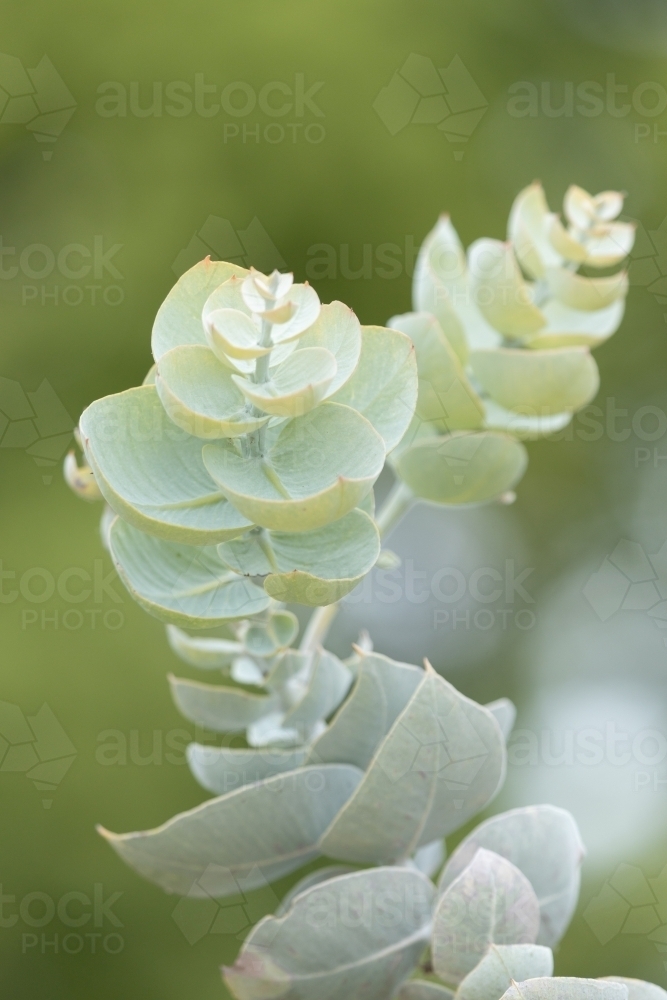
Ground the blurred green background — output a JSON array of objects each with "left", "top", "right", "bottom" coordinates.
[{"left": 3, "top": 0, "right": 667, "bottom": 996}]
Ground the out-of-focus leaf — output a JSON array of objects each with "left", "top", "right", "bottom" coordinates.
[
  {"left": 501, "top": 980, "right": 628, "bottom": 1000},
  {"left": 470, "top": 348, "right": 599, "bottom": 415},
  {"left": 169, "top": 675, "right": 277, "bottom": 732},
  {"left": 389, "top": 312, "right": 484, "bottom": 433},
  {"left": 186, "top": 743, "right": 308, "bottom": 794},
  {"left": 166, "top": 625, "right": 243, "bottom": 669},
  {"left": 468, "top": 239, "right": 545, "bottom": 339},
  {"left": 396, "top": 432, "right": 527, "bottom": 505},
  {"left": 282, "top": 648, "right": 352, "bottom": 729},
  {"left": 484, "top": 698, "right": 516, "bottom": 741},
  {"left": 530, "top": 299, "right": 625, "bottom": 349},
  {"left": 507, "top": 183, "right": 563, "bottom": 279},
  {"left": 456, "top": 944, "right": 553, "bottom": 1000},
  {"left": 544, "top": 268, "right": 628, "bottom": 311},
  {"left": 601, "top": 980, "right": 667, "bottom": 1000},
  {"left": 483, "top": 399, "right": 572, "bottom": 440}
]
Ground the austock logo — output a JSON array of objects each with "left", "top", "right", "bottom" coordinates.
[
  {"left": 628, "top": 215, "right": 667, "bottom": 322},
  {"left": 583, "top": 539, "right": 667, "bottom": 641},
  {"left": 0, "top": 53, "right": 76, "bottom": 160},
  {"left": 0, "top": 377, "right": 74, "bottom": 484},
  {"left": 0, "top": 701, "right": 76, "bottom": 808},
  {"left": 171, "top": 864, "right": 278, "bottom": 945},
  {"left": 172, "top": 215, "right": 286, "bottom": 278},
  {"left": 373, "top": 54, "right": 488, "bottom": 159},
  {"left": 584, "top": 862, "right": 667, "bottom": 962}
]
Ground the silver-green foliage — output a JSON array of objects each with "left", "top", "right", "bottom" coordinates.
[
  {"left": 390, "top": 184, "right": 633, "bottom": 505},
  {"left": 71, "top": 263, "right": 418, "bottom": 627},
  {"left": 61, "top": 186, "right": 648, "bottom": 1000}
]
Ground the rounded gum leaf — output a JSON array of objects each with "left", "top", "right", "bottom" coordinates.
[
  {"left": 155, "top": 345, "right": 270, "bottom": 438},
  {"left": 397, "top": 431, "right": 528, "bottom": 505},
  {"left": 232, "top": 347, "right": 338, "bottom": 417},
  {"left": 202, "top": 402, "right": 385, "bottom": 532},
  {"left": 469, "top": 346, "right": 600, "bottom": 415},
  {"left": 152, "top": 258, "right": 247, "bottom": 361},
  {"left": 79, "top": 385, "right": 253, "bottom": 544}
]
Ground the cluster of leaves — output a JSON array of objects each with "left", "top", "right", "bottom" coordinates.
[
  {"left": 69, "top": 263, "right": 418, "bottom": 628},
  {"left": 165, "top": 612, "right": 357, "bottom": 748},
  {"left": 61, "top": 184, "right": 650, "bottom": 1000},
  {"left": 390, "top": 183, "right": 634, "bottom": 506},
  {"left": 96, "top": 650, "right": 663, "bottom": 1000}
]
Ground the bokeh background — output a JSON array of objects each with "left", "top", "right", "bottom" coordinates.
[{"left": 3, "top": 0, "right": 667, "bottom": 996}]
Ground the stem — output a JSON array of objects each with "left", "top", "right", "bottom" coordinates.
[
  {"left": 299, "top": 480, "right": 415, "bottom": 652},
  {"left": 299, "top": 602, "right": 339, "bottom": 653},
  {"left": 375, "top": 479, "right": 414, "bottom": 538}
]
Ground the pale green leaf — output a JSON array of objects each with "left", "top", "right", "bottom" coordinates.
[
  {"left": 545, "top": 267, "right": 628, "bottom": 311},
  {"left": 99, "top": 764, "right": 363, "bottom": 896},
  {"left": 80, "top": 386, "right": 253, "bottom": 544},
  {"left": 388, "top": 312, "right": 484, "bottom": 432},
  {"left": 205, "top": 307, "right": 271, "bottom": 361},
  {"left": 217, "top": 510, "right": 380, "bottom": 606},
  {"left": 529, "top": 299, "right": 625, "bottom": 349},
  {"left": 507, "top": 182, "right": 563, "bottom": 280},
  {"left": 265, "top": 511, "right": 381, "bottom": 605},
  {"left": 307, "top": 650, "right": 423, "bottom": 770},
  {"left": 242, "top": 611, "right": 299, "bottom": 656},
  {"left": 501, "top": 980, "right": 627, "bottom": 1000},
  {"left": 438, "top": 805, "right": 584, "bottom": 947},
  {"left": 484, "top": 699, "right": 516, "bottom": 741},
  {"left": 156, "top": 345, "right": 269, "bottom": 438},
  {"left": 166, "top": 624, "right": 243, "bottom": 669},
  {"left": 411, "top": 839, "right": 446, "bottom": 878},
  {"left": 483, "top": 400, "right": 572, "bottom": 440},
  {"left": 397, "top": 982, "right": 455, "bottom": 1000},
  {"left": 233, "top": 347, "right": 337, "bottom": 417},
  {"left": 396, "top": 432, "right": 528, "bottom": 505},
  {"left": 457, "top": 944, "right": 553, "bottom": 1000},
  {"left": 152, "top": 258, "right": 247, "bottom": 360},
  {"left": 224, "top": 867, "right": 434, "bottom": 1000},
  {"left": 203, "top": 403, "right": 385, "bottom": 532},
  {"left": 283, "top": 649, "right": 352, "bottom": 729},
  {"left": 412, "top": 215, "right": 470, "bottom": 361},
  {"left": 432, "top": 848, "right": 540, "bottom": 984},
  {"left": 274, "top": 865, "right": 356, "bottom": 917},
  {"left": 470, "top": 347, "right": 599, "bottom": 415},
  {"left": 318, "top": 666, "right": 506, "bottom": 865},
  {"left": 601, "top": 980, "right": 667, "bottom": 1000},
  {"left": 298, "top": 300, "right": 362, "bottom": 394},
  {"left": 169, "top": 674, "right": 276, "bottom": 732},
  {"left": 330, "top": 324, "right": 418, "bottom": 451},
  {"left": 468, "top": 239, "right": 546, "bottom": 339},
  {"left": 186, "top": 742, "right": 308, "bottom": 794},
  {"left": 109, "top": 520, "right": 269, "bottom": 628}
]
